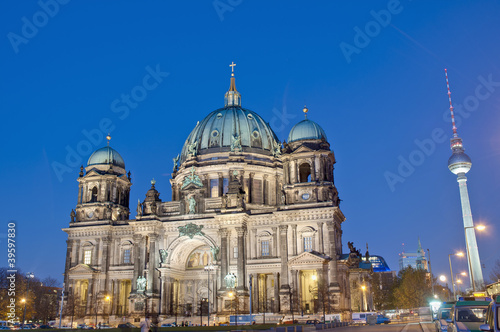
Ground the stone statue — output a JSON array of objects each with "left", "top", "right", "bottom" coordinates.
[
  {"left": 272, "top": 141, "right": 282, "bottom": 157},
  {"left": 136, "top": 276, "right": 146, "bottom": 292},
  {"left": 136, "top": 199, "right": 142, "bottom": 216},
  {"left": 188, "top": 196, "right": 196, "bottom": 214},
  {"left": 221, "top": 194, "right": 228, "bottom": 208},
  {"left": 187, "top": 140, "right": 198, "bottom": 157},
  {"left": 224, "top": 273, "right": 236, "bottom": 289},
  {"left": 172, "top": 154, "right": 180, "bottom": 172},
  {"left": 230, "top": 133, "right": 241, "bottom": 152},
  {"left": 182, "top": 166, "right": 203, "bottom": 189},
  {"left": 210, "top": 246, "right": 220, "bottom": 261},
  {"left": 70, "top": 209, "right": 76, "bottom": 222},
  {"left": 159, "top": 249, "right": 168, "bottom": 264},
  {"left": 348, "top": 241, "right": 355, "bottom": 253}
]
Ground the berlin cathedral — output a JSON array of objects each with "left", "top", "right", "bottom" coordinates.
[{"left": 62, "top": 64, "right": 376, "bottom": 325}]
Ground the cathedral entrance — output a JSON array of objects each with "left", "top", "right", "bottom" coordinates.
[{"left": 299, "top": 270, "right": 318, "bottom": 314}]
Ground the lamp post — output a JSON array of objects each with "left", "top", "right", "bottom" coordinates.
[
  {"left": 204, "top": 264, "right": 214, "bottom": 326},
  {"left": 464, "top": 225, "right": 485, "bottom": 292},
  {"left": 105, "top": 296, "right": 110, "bottom": 325},
  {"left": 360, "top": 285, "right": 366, "bottom": 312},
  {"left": 449, "top": 252, "right": 464, "bottom": 300},
  {"left": 22, "top": 272, "right": 34, "bottom": 328}
]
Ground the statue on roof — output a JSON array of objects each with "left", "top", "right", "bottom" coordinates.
[
  {"left": 70, "top": 209, "right": 76, "bottom": 222},
  {"left": 231, "top": 133, "right": 241, "bottom": 152},
  {"left": 136, "top": 200, "right": 143, "bottom": 217},
  {"left": 172, "top": 154, "right": 180, "bottom": 172},
  {"left": 187, "top": 140, "right": 198, "bottom": 157}
]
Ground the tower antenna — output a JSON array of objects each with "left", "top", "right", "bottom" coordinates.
[{"left": 444, "top": 69, "right": 458, "bottom": 138}]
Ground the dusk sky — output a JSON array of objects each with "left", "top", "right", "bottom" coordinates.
[{"left": 1, "top": 1, "right": 499, "bottom": 291}]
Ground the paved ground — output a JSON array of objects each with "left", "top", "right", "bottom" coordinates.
[{"left": 302, "top": 322, "right": 436, "bottom": 332}]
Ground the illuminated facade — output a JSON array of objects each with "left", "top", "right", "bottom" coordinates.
[{"left": 62, "top": 67, "right": 355, "bottom": 324}]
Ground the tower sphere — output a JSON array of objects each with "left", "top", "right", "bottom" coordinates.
[{"left": 448, "top": 151, "right": 471, "bottom": 175}]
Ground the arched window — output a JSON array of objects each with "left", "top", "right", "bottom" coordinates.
[
  {"left": 299, "top": 163, "right": 311, "bottom": 183},
  {"left": 90, "top": 187, "right": 98, "bottom": 202}
]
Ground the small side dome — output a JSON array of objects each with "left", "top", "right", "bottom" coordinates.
[
  {"left": 87, "top": 146, "right": 125, "bottom": 169},
  {"left": 288, "top": 119, "right": 327, "bottom": 143}
]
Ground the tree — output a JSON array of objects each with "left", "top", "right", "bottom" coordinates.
[
  {"left": 392, "top": 267, "right": 433, "bottom": 309},
  {"left": 488, "top": 259, "right": 500, "bottom": 283}
]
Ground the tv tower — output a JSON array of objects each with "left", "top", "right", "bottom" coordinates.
[{"left": 445, "top": 69, "right": 484, "bottom": 291}]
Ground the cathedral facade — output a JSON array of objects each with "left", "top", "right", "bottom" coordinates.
[{"left": 62, "top": 67, "right": 356, "bottom": 324}]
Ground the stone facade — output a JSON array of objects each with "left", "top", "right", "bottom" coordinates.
[{"left": 62, "top": 72, "right": 360, "bottom": 325}]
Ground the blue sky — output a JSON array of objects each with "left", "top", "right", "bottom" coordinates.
[{"left": 1, "top": 1, "right": 499, "bottom": 290}]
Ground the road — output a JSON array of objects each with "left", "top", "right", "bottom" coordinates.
[{"left": 304, "top": 322, "right": 436, "bottom": 332}]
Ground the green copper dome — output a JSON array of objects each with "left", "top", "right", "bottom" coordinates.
[
  {"left": 288, "top": 119, "right": 327, "bottom": 143},
  {"left": 180, "top": 106, "right": 280, "bottom": 163},
  {"left": 87, "top": 146, "right": 125, "bottom": 169}
]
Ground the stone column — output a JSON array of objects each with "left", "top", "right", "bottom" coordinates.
[
  {"left": 74, "top": 239, "right": 81, "bottom": 265},
  {"left": 131, "top": 234, "right": 143, "bottom": 293},
  {"left": 311, "top": 157, "right": 316, "bottom": 181},
  {"left": 290, "top": 160, "right": 296, "bottom": 184},
  {"left": 272, "top": 227, "right": 278, "bottom": 257},
  {"left": 86, "top": 279, "right": 94, "bottom": 315},
  {"left": 279, "top": 225, "right": 289, "bottom": 287},
  {"left": 64, "top": 239, "right": 73, "bottom": 293},
  {"left": 327, "top": 224, "right": 339, "bottom": 288},
  {"left": 317, "top": 222, "right": 324, "bottom": 254},
  {"left": 273, "top": 272, "right": 280, "bottom": 313},
  {"left": 236, "top": 226, "right": 247, "bottom": 290},
  {"left": 291, "top": 225, "right": 297, "bottom": 256},
  {"left": 218, "top": 173, "right": 223, "bottom": 197},
  {"left": 219, "top": 229, "right": 228, "bottom": 289},
  {"left": 147, "top": 234, "right": 159, "bottom": 294}
]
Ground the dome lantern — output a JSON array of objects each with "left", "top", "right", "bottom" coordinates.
[{"left": 224, "top": 62, "right": 241, "bottom": 107}]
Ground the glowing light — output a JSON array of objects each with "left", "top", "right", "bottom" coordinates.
[
  {"left": 21, "top": 298, "right": 26, "bottom": 303},
  {"left": 439, "top": 275, "right": 447, "bottom": 282},
  {"left": 105, "top": 296, "right": 110, "bottom": 301},
  {"left": 361, "top": 285, "right": 366, "bottom": 291},
  {"left": 456, "top": 252, "right": 464, "bottom": 257},
  {"left": 311, "top": 275, "right": 317, "bottom": 281},
  {"left": 476, "top": 225, "right": 486, "bottom": 231},
  {"left": 461, "top": 272, "right": 467, "bottom": 276},
  {"left": 228, "top": 292, "right": 233, "bottom": 298}
]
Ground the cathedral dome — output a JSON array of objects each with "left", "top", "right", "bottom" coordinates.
[
  {"left": 288, "top": 119, "right": 327, "bottom": 143},
  {"left": 87, "top": 146, "right": 125, "bottom": 169},
  {"left": 180, "top": 106, "right": 280, "bottom": 163}
]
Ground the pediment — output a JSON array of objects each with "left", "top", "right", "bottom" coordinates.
[
  {"left": 292, "top": 145, "right": 314, "bottom": 154},
  {"left": 288, "top": 251, "right": 330, "bottom": 267},
  {"left": 68, "top": 263, "right": 97, "bottom": 274}
]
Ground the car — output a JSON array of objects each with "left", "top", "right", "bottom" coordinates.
[
  {"left": 436, "top": 302, "right": 456, "bottom": 332},
  {"left": 447, "top": 296, "right": 491, "bottom": 332},
  {"left": 480, "top": 295, "right": 500, "bottom": 331},
  {"left": 0, "top": 327, "right": 12, "bottom": 330},
  {"left": 77, "top": 324, "right": 94, "bottom": 330},
  {"left": 376, "top": 315, "right": 391, "bottom": 324},
  {"left": 305, "top": 320, "right": 320, "bottom": 325},
  {"left": 38, "top": 325, "right": 54, "bottom": 329},
  {"left": 160, "top": 323, "right": 177, "bottom": 327},
  {"left": 117, "top": 323, "right": 137, "bottom": 329}
]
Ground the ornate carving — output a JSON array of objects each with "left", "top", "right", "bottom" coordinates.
[
  {"left": 188, "top": 196, "right": 196, "bottom": 214},
  {"left": 210, "top": 246, "right": 220, "bottom": 261},
  {"left": 272, "top": 140, "right": 282, "bottom": 157},
  {"left": 187, "top": 140, "right": 198, "bottom": 157},
  {"left": 182, "top": 166, "right": 203, "bottom": 189},
  {"left": 136, "top": 276, "right": 146, "bottom": 292},
  {"left": 230, "top": 133, "right": 241, "bottom": 152},
  {"left": 224, "top": 273, "right": 237, "bottom": 288},
  {"left": 178, "top": 223, "right": 204, "bottom": 239},
  {"left": 159, "top": 249, "right": 168, "bottom": 264},
  {"left": 172, "top": 154, "right": 180, "bottom": 172}
]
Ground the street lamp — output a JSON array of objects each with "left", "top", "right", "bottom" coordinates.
[
  {"left": 204, "top": 264, "right": 214, "bottom": 326},
  {"left": 22, "top": 272, "right": 34, "bottom": 329},
  {"left": 464, "top": 225, "right": 485, "bottom": 292},
  {"left": 105, "top": 296, "right": 111, "bottom": 325},
  {"left": 449, "top": 252, "right": 464, "bottom": 300},
  {"left": 361, "top": 285, "right": 366, "bottom": 312}
]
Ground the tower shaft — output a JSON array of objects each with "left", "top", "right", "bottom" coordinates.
[{"left": 457, "top": 174, "right": 484, "bottom": 290}]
